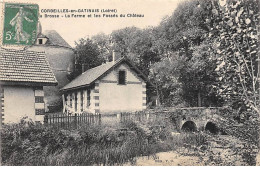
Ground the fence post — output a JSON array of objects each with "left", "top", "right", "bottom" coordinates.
[
  {"left": 60, "top": 114, "right": 63, "bottom": 128},
  {"left": 53, "top": 114, "right": 56, "bottom": 129},
  {"left": 56, "top": 114, "right": 59, "bottom": 129},
  {"left": 75, "top": 113, "right": 77, "bottom": 129},
  {"left": 146, "top": 112, "right": 149, "bottom": 120},
  {"left": 52, "top": 114, "right": 55, "bottom": 124},
  {"left": 117, "top": 113, "right": 120, "bottom": 122}
]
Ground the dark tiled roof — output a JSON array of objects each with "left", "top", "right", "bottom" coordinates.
[
  {"left": 61, "top": 57, "right": 152, "bottom": 91},
  {"left": 0, "top": 48, "right": 57, "bottom": 85},
  {"left": 62, "top": 59, "right": 122, "bottom": 91},
  {"left": 43, "top": 30, "right": 72, "bottom": 48}
]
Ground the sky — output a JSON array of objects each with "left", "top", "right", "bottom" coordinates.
[{"left": 2, "top": 0, "right": 183, "bottom": 47}]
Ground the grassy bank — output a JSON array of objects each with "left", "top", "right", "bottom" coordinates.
[{"left": 1, "top": 119, "right": 207, "bottom": 166}]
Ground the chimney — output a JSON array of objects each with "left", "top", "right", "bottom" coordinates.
[
  {"left": 81, "top": 64, "right": 88, "bottom": 74},
  {"left": 112, "top": 50, "right": 121, "bottom": 63},
  {"left": 81, "top": 64, "right": 85, "bottom": 73}
]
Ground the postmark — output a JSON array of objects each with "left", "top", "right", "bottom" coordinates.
[{"left": 2, "top": 3, "right": 38, "bottom": 45}]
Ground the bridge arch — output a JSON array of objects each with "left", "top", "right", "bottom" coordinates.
[
  {"left": 205, "top": 122, "right": 219, "bottom": 134},
  {"left": 181, "top": 121, "right": 197, "bottom": 132}
]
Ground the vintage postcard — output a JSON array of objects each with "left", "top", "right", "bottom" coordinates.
[{"left": 0, "top": 0, "right": 259, "bottom": 166}]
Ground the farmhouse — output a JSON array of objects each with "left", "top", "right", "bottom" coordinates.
[
  {"left": 61, "top": 52, "right": 151, "bottom": 114},
  {"left": 0, "top": 48, "right": 57, "bottom": 123}
]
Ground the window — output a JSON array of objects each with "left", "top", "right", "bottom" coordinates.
[
  {"left": 75, "top": 93, "right": 77, "bottom": 112},
  {"left": 38, "top": 39, "right": 43, "bottom": 44},
  {"left": 118, "top": 70, "right": 126, "bottom": 85}
]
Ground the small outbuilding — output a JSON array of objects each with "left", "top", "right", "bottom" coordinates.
[
  {"left": 61, "top": 53, "right": 151, "bottom": 114},
  {"left": 0, "top": 48, "right": 57, "bottom": 123}
]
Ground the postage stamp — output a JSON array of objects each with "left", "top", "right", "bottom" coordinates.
[{"left": 2, "top": 3, "right": 38, "bottom": 45}]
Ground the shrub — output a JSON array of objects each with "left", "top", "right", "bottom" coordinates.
[
  {"left": 1, "top": 118, "right": 176, "bottom": 165},
  {"left": 1, "top": 115, "right": 217, "bottom": 166}
]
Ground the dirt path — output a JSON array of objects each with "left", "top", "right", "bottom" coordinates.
[{"left": 124, "top": 151, "right": 204, "bottom": 166}]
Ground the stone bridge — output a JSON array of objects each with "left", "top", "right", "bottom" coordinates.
[{"left": 168, "top": 107, "right": 226, "bottom": 134}]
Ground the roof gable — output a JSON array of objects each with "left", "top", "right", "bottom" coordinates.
[
  {"left": 101, "top": 63, "right": 142, "bottom": 82},
  {"left": 0, "top": 48, "right": 57, "bottom": 85},
  {"left": 43, "top": 30, "right": 72, "bottom": 49},
  {"left": 61, "top": 57, "right": 152, "bottom": 91}
]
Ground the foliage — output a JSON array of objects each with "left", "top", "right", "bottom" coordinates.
[
  {"left": 149, "top": 52, "right": 186, "bottom": 106},
  {"left": 179, "top": 42, "right": 223, "bottom": 106},
  {"left": 110, "top": 27, "right": 160, "bottom": 75},
  {"left": 1, "top": 117, "right": 206, "bottom": 166},
  {"left": 91, "top": 33, "right": 111, "bottom": 58},
  {"left": 149, "top": 42, "right": 222, "bottom": 106},
  {"left": 209, "top": 0, "right": 259, "bottom": 113},
  {"left": 205, "top": 1, "right": 260, "bottom": 161},
  {"left": 1, "top": 114, "right": 217, "bottom": 166},
  {"left": 155, "top": 0, "right": 213, "bottom": 52},
  {"left": 216, "top": 107, "right": 259, "bottom": 165},
  {"left": 73, "top": 38, "right": 105, "bottom": 77},
  {"left": 149, "top": 0, "right": 223, "bottom": 106}
]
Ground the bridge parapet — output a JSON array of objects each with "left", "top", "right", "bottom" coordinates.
[{"left": 167, "top": 107, "right": 227, "bottom": 132}]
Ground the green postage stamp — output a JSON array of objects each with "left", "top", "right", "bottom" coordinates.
[{"left": 2, "top": 3, "right": 39, "bottom": 45}]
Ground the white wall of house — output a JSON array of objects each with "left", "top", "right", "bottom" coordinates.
[
  {"left": 4, "top": 86, "right": 35, "bottom": 123},
  {"left": 99, "top": 63, "right": 146, "bottom": 114}
]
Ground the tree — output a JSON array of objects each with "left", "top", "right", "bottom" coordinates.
[
  {"left": 211, "top": 0, "right": 259, "bottom": 114},
  {"left": 111, "top": 27, "right": 160, "bottom": 75},
  {"left": 153, "top": 0, "right": 221, "bottom": 106},
  {"left": 91, "top": 33, "right": 112, "bottom": 61},
  {"left": 73, "top": 38, "right": 105, "bottom": 77},
  {"left": 149, "top": 52, "right": 186, "bottom": 106},
  {"left": 156, "top": 0, "right": 214, "bottom": 53},
  {"left": 110, "top": 26, "right": 141, "bottom": 57},
  {"left": 208, "top": 0, "right": 259, "bottom": 163},
  {"left": 179, "top": 42, "right": 223, "bottom": 106}
]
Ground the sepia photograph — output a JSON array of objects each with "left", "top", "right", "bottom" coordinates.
[{"left": 0, "top": 0, "right": 259, "bottom": 166}]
